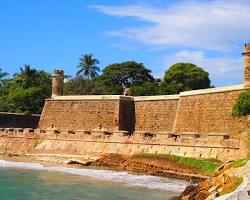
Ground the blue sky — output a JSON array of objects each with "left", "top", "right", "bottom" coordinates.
[{"left": 0, "top": 0, "right": 250, "bottom": 86}]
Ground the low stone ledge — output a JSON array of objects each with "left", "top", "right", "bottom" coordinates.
[
  {"left": 155, "top": 131, "right": 172, "bottom": 135},
  {"left": 45, "top": 129, "right": 60, "bottom": 135},
  {"left": 208, "top": 133, "right": 230, "bottom": 141},
  {"left": 75, "top": 130, "right": 91, "bottom": 135},
  {"left": 23, "top": 128, "right": 34, "bottom": 133},
  {"left": 113, "top": 131, "right": 129, "bottom": 137},
  {"left": 34, "top": 129, "right": 46, "bottom": 134},
  {"left": 133, "top": 131, "right": 157, "bottom": 139},
  {"left": 179, "top": 132, "right": 200, "bottom": 139}
]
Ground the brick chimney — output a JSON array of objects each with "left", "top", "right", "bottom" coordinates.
[
  {"left": 52, "top": 70, "right": 64, "bottom": 97},
  {"left": 243, "top": 43, "right": 250, "bottom": 88}
]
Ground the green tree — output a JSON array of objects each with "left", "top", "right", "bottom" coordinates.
[
  {"left": 100, "top": 61, "right": 154, "bottom": 94},
  {"left": 77, "top": 54, "right": 100, "bottom": 79},
  {"left": 64, "top": 76, "right": 103, "bottom": 95},
  {"left": 232, "top": 89, "right": 250, "bottom": 117},
  {"left": 14, "top": 64, "right": 40, "bottom": 88},
  {"left": 131, "top": 80, "right": 160, "bottom": 96},
  {"left": 0, "top": 66, "right": 51, "bottom": 114},
  {"left": 0, "top": 68, "right": 8, "bottom": 86},
  {"left": 161, "top": 62, "right": 210, "bottom": 94}
]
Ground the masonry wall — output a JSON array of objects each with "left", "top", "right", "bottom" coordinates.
[
  {"left": 174, "top": 89, "right": 249, "bottom": 136},
  {"left": 134, "top": 97, "right": 179, "bottom": 133},
  {"left": 0, "top": 128, "right": 246, "bottom": 161},
  {"left": 38, "top": 98, "right": 123, "bottom": 131},
  {"left": 0, "top": 112, "right": 40, "bottom": 128},
  {"left": 38, "top": 88, "right": 249, "bottom": 136}
]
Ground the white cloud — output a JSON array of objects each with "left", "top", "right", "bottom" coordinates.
[
  {"left": 91, "top": 0, "right": 250, "bottom": 52},
  {"left": 162, "top": 50, "right": 242, "bottom": 86}
]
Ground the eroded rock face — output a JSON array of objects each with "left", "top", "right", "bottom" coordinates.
[
  {"left": 175, "top": 172, "right": 245, "bottom": 200},
  {"left": 95, "top": 154, "right": 207, "bottom": 182}
]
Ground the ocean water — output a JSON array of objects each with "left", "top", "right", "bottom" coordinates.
[{"left": 0, "top": 160, "right": 188, "bottom": 200}]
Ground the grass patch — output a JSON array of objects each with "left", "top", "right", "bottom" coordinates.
[
  {"left": 230, "top": 157, "right": 250, "bottom": 168},
  {"left": 33, "top": 140, "right": 40, "bottom": 148},
  {"left": 226, "top": 130, "right": 250, "bottom": 168},
  {"left": 132, "top": 153, "right": 222, "bottom": 174},
  {"left": 219, "top": 176, "right": 243, "bottom": 196}
]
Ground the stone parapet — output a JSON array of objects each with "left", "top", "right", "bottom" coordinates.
[
  {"left": 50, "top": 95, "right": 133, "bottom": 101},
  {"left": 0, "top": 127, "right": 245, "bottom": 161},
  {"left": 180, "top": 84, "right": 244, "bottom": 97},
  {"left": 134, "top": 95, "right": 179, "bottom": 101}
]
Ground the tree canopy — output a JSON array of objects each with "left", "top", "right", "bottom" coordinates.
[
  {"left": 64, "top": 76, "right": 103, "bottom": 95},
  {"left": 161, "top": 62, "right": 211, "bottom": 94},
  {"left": 99, "top": 61, "right": 154, "bottom": 94},
  {"left": 0, "top": 57, "right": 212, "bottom": 114},
  {"left": 232, "top": 89, "right": 250, "bottom": 117},
  {"left": 0, "top": 65, "right": 51, "bottom": 114},
  {"left": 131, "top": 80, "right": 160, "bottom": 96}
]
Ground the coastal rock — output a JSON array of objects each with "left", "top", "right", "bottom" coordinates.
[{"left": 64, "top": 159, "right": 94, "bottom": 166}]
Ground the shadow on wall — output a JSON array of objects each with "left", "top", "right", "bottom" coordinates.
[{"left": 0, "top": 112, "right": 40, "bottom": 128}]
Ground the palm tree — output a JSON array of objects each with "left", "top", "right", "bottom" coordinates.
[
  {"left": 77, "top": 54, "right": 100, "bottom": 79},
  {"left": 0, "top": 68, "right": 8, "bottom": 86},
  {"left": 14, "top": 64, "right": 38, "bottom": 88}
]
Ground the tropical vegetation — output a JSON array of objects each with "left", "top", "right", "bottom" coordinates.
[
  {"left": 76, "top": 54, "right": 100, "bottom": 79},
  {"left": 0, "top": 54, "right": 212, "bottom": 114}
]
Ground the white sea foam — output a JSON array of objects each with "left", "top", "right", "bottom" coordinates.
[{"left": 0, "top": 159, "right": 188, "bottom": 193}]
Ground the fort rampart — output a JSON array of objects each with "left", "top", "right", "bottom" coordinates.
[
  {"left": 0, "top": 126, "right": 245, "bottom": 161},
  {"left": 38, "top": 84, "right": 249, "bottom": 138},
  {"left": 1, "top": 83, "right": 248, "bottom": 162},
  {"left": 29, "top": 84, "right": 249, "bottom": 161},
  {"left": 1, "top": 44, "right": 250, "bottom": 161}
]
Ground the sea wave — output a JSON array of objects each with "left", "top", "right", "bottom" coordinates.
[{"left": 0, "top": 159, "right": 188, "bottom": 192}]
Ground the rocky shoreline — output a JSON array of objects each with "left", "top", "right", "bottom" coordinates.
[
  {"left": 0, "top": 152, "right": 248, "bottom": 200},
  {"left": 0, "top": 152, "right": 208, "bottom": 181}
]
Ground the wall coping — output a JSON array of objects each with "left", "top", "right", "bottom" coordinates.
[
  {"left": 134, "top": 95, "right": 179, "bottom": 101},
  {"left": 180, "top": 84, "right": 245, "bottom": 97},
  {"left": 49, "top": 95, "right": 133, "bottom": 101},
  {"left": 48, "top": 84, "right": 245, "bottom": 100},
  {"left": 0, "top": 112, "right": 40, "bottom": 117}
]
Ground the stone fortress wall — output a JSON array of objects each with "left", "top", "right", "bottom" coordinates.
[
  {"left": 38, "top": 85, "right": 249, "bottom": 139},
  {"left": 134, "top": 95, "right": 179, "bottom": 133},
  {"left": 32, "top": 83, "right": 248, "bottom": 161},
  {"left": 0, "top": 126, "right": 244, "bottom": 161},
  {"left": 174, "top": 85, "right": 249, "bottom": 136},
  {"left": 1, "top": 44, "right": 250, "bottom": 161}
]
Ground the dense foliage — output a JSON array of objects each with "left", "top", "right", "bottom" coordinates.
[
  {"left": 0, "top": 65, "right": 51, "bottom": 114},
  {"left": 64, "top": 76, "right": 103, "bottom": 95},
  {"left": 232, "top": 89, "right": 250, "bottom": 116},
  {"left": 130, "top": 80, "right": 160, "bottom": 96},
  {"left": 1, "top": 56, "right": 212, "bottom": 114},
  {"left": 161, "top": 62, "right": 211, "bottom": 94},
  {"left": 99, "top": 61, "right": 154, "bottom": 94}
]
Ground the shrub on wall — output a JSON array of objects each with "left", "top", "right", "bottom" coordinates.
[{"left": 232, "top": 89, "right": 250, "bottom": 116}]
